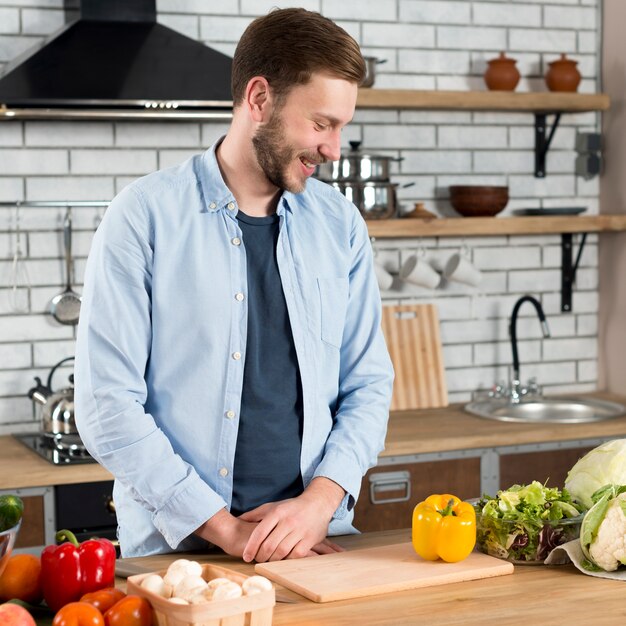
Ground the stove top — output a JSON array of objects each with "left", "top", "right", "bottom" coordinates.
[{"left": 15, "top": 433, "right": 96, "bottom": 465}]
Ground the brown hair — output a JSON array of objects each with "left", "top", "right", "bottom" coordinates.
[{"left": 231, "top": 8, "right": 366, "bottom": 106}]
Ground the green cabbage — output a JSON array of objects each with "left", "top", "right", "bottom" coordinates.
[{"left": 565, "top": 439, "right": 626, "bottom": 509}]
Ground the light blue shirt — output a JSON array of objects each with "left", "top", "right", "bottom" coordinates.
[{"left": 75, "top": 140, "right": 394, "bottom": 557}]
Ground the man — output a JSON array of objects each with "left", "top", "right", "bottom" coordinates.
[{"left": 75, "top": 8, "right": 393, "bottom": 561}]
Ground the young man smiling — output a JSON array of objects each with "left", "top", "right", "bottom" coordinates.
[{"left": 75, "top": 8, "right": 394, "bottom": 561}]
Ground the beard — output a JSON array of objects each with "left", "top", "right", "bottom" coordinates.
[{"left": 252, "top": 110, "right": 321, "bottom": 194}]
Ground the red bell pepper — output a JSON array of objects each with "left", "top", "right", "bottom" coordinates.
[{"left": 41, "top": 529, "right": 116, "bottom": 612}]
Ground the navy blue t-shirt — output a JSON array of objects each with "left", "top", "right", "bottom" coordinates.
[{"left": 230, "top": 210, "right": 304, "bottom": 516}]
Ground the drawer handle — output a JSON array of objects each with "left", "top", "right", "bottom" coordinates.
[{"left": 368, "top": 471, "right": 411, "bottom": 504}]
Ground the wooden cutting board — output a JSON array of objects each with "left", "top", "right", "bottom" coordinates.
[
  {"left": 381, "top": 304, "right": 448, "bottom": 410},
  {"left": 255, "top": 542, "right": 513, "bottom": 603}
]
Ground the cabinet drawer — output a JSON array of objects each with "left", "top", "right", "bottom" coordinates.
[{"left": 353, "top": 458, "right": 481, "bottom": 533}]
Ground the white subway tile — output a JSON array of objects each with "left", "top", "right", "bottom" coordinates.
[
  {"left": 440, "top": 319, "right": 498, "bottom": 344},
  {"left": 0, "top": 396, "right": 34, "bottom": 429},
  {"left": 400, "top": 111, "right": 470, "bottom": 124},
  {"left": 33, "top": 339, "right": 76, "bottom": 366},
  {"left": 242, "top": 0, "right": 320, "bottom": 13},
  {"left": 474, "top": 246, "right": 541, "bottom": 270},
  {"left": 473, "top": 2, "right": 541, "bottom": 27},
  {"left": 362, "top": 23, "right": 435, "bottom": 48},
  {"left": 27, "top": 176, "right": 114, "bottom": 201},
  {"left": 577, "top": 31, "right": 596, "bottom": 53},
  {"left": 509, "top": 268, "right": 560, "bottom": 292},
  {"left": 323, "top": 0, "right": 396, "bottom": 21},
  {"left": 0, "top": 149, "right": 68, "bottom": 175},
  {"left": 115, "top": 123, "right": 201, "bottom": 147},
  {"left": 436, "top": 26, "right": 506, "bottom": 50},
  {"left": 544, "top": 337, "right": 597, "bottom": 361},
  {"left": 445, "top": 365, "right": 507, "bottom": 393},
  {"left": 578, "top": 359, "right": 597, "bottom": 381},
  {"left": 400, "top": 0, "right": 470, "bottom": 25},
  {"left": 0, "top": 314, "right": 73, "bottom": 341},
  {"left": 0, "top": 178, "right": 24, "bottom": 202},
  {"left": 364, "top": 125, "right": 435, "bottom": 149},
  {"left": 544, "top": 6, "right": 597, "bottom": 30},
  {"left": 25, "top": 122, "right": 113, "bottom": 147},
  {"left": 0, "top": 124, "right": 22, "bottom": 145},
  {"left": 157, "top": 13, "right": 199, "bottom": 39},
  {"left": 201, "top": 123, "right": 236, "bottom": 145},
  {"left": 70, "top": 149, "right": 156, "bottom": 175},
  {"left": 0, "top": 8, "right": 19, "bottom": 34},
  {"left": 509, "top": 125, "right": 576, "bottom": 150},
  {"left": 0, "top": 342, "right": 31, "bottom": 368},
  {"left": 474, "top": 339, "right": 541, "bottom": 367},
  {"left": 574, "top": 267, "right": 598, "bottom": 290},
  {"left": 542, "top": 291, "right": 598, "bottom": 315},
  {"left": 509, "top": 175, "right": 576, "bottom": 198},
  {"left": 576, "top": 314, "right": 598, "bottom": 336},
  {"left": 199, "top": 16, "right": 252, "bottom": 42},
  {"left": 509, "top": 28, "right": 576, "bottom": 53},
  {"left": 157, "top": 0, "right": 238, "bottom": 14},
  {"left": 522, "top": 362, "right": 576, "bottom": 385},
  {"left": 442, "top": 343, "right": 473, "bottom": 367},
  {"left": 400, "top": 151, "right": 471, "bottom": 174},
  {"left": 374, "top": 74, "right": 436, "bottom": 90},
  {"left": 398, "top": 49, "right": 470, "bottom": 74},
  {"left": 21, "top": 7, "right": 65, "bottom": 35},
  {"left": 439, "top": 126, "right": 507, "bottom": 149}
]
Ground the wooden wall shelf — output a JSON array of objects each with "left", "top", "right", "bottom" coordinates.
[
  {"left": 366, "top": 214, "right": 626, "bottom": 238},
  {"left": 356, "top": 89, "right": 610, "bottom": 113}
]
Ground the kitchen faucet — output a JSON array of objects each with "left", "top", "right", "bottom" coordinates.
[{"left": 508, "top": 295, "right": 551, "bottom": 402}]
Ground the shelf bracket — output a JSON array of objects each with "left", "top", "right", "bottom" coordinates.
[
  {"left": 534, "top": 112, "right": 562, "bottom": 178},
  {"left": 561, "top": 232, "right": 587, "bottom": 312}
]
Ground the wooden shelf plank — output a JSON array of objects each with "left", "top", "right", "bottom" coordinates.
[
  {"left": 356, "top": 89, "right": 610, "bottom": 112},
  {"left": 366, "top": 214, "right": 626, "bottom": 238}
]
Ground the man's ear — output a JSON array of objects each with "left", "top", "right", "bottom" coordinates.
[{"left": 245, "top": 76, "right": 273, "bottom": 123}]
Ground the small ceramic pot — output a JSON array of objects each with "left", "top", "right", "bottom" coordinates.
[
  {"left": 484, "top": 52, "right": 520, "bottom": 91},
  {"left": 545, "top": 54, "right": 581, "bottom": 92}
]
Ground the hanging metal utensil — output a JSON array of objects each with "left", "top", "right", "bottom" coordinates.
[
  {"left": 50, "top": 207, "right": 81, "bottom": 325},
  {"left": 10, "top": 203, "right": 30, "bottom": 313}
]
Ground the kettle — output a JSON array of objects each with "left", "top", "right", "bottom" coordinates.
[{"left": 28, "top": 357, "right": 76, "bottom": 436}]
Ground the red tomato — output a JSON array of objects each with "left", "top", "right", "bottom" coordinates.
[
  {"left": 81, "top": 588, "right": 126, "bottom": 614},
  {"left": 104, "top": 596, "right": 152, "bottom": 626},
  {"left": 52, "top": 602, "right": 105, "bottom": 626}
]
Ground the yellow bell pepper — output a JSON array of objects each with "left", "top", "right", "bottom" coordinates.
[{"left": 412, "top": 493, "right": 476, "bottom": 563}]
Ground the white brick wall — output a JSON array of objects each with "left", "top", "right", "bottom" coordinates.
[{"left": 0, "top": 0, "right": 604, "bottom": 432}]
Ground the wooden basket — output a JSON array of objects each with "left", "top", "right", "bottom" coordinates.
[{"left": 127, "top": 563, "right": 275, "bottom": 626}]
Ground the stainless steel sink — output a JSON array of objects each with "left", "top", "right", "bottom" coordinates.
[{"left": 464, "top": 396, "right": 626, "bottom": 424}]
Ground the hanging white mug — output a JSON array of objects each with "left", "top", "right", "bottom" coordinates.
[
  {"left": 399, "top": 251, "right": 441, "bottom": 289},
  {"left": 374, "top": 260, "right": 394, "bottom": 291},
  {"left": 443, "top": 249, "right": 482, "bottom": 287}
]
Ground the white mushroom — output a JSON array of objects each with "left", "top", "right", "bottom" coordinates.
[
  {"left": 140, "top": 573, "right": 172, "bottom": 598},
  {"left": 206, "top": 577, "right": 232, "bottom": 590},
  {"left": 167, "top": 597, "right": 189, "bottom": 605},
  {"left": 211, "top": 581, "right": 243, "bottom": 601},
  {"left": 164, "top": 559, "right": 203, "bottom": 587},
  {"left": 242, "top": 575, "right": 273, "bottom": 596},
  {"left": 173, "top": 574, "right": 208, "bottom": 601}
]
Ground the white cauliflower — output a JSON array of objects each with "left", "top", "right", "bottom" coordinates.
[{"left": 587, "top": 493, "right": 626, "bottom": 572}]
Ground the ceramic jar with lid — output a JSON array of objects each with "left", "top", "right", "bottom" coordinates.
[
  {"left": 483, "top": 52, "right": 521, "bottom": 91},
  {"left": 545, "top": 54, "right": 581, "bottom": 92}
]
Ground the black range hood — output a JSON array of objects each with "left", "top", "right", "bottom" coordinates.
[{"left": 0, "top": 0, "right": 234, "bottom": 120}]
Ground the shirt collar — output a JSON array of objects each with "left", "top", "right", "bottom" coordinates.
[{"left": 200, "top": 136, "right": 297, "bottom": 216}]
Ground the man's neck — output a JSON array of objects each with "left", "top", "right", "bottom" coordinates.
[{"left": 216, "top": 130, "right": 281, "bottom": 217}]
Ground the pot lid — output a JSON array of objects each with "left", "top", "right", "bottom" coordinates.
[{"left": 343, "top": 141, "right": 398, "bottom": 161}]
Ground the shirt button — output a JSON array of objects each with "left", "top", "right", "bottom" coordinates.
[
  {"left": 235, "top": 292, "right": 244, "bottom": 302},
  {"left": 232, "top": 351, "right": 242, "bottom": 360},
  {"left": 219, "top": 467, "right": 229, "bottom": 477},
  {"left": 225, "top": 410, "right": 235, "bottom": 419},
  {"left": 227, "top": 202, "right": 236, "bottom": 211},
  {"left": 209, "top": 202, "right": 217, "bottom": 209},
  {"left": 231, "top": 237, "right": 241, "bottom": 246}
]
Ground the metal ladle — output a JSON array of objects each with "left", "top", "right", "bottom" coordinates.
[{"left": 50, "top": 208, "right": 81, "bottom": 325}]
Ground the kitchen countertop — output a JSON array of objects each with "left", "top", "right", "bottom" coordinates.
[
  {"left": 115, "top": 528, "right": 625, "bottom": 626},
  {"left": 3, "top": 390, "right": 626, "bottom": 490}
]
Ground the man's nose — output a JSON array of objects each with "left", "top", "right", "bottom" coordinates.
[{"left": 319, "top": 129, "right": 342, "bottom": 162}]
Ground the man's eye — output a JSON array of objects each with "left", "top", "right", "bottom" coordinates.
[{"left": 315, "top": 122, "right": 327, "bottom": 131}]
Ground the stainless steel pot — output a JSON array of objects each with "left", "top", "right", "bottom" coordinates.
[
  {"left": 331, "top": 181, "right": 398, "bottom": 220},
  {"left": 316, "top": 141, "right": 401, "bottom": 182},
  {"left": 362, "top": 57, "right": 387, "bottom": 88}
]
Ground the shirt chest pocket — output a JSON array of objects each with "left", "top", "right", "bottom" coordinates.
[{"left": 316, "top": 277, "right": 349, "bottom": 349}]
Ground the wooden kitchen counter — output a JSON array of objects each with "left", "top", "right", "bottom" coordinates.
[
  {"left": 116, "top": 528, "right": 625, "bottom": 626},
  {"left": 2, "top": 391, "right": 626, "bottom": 490}
]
